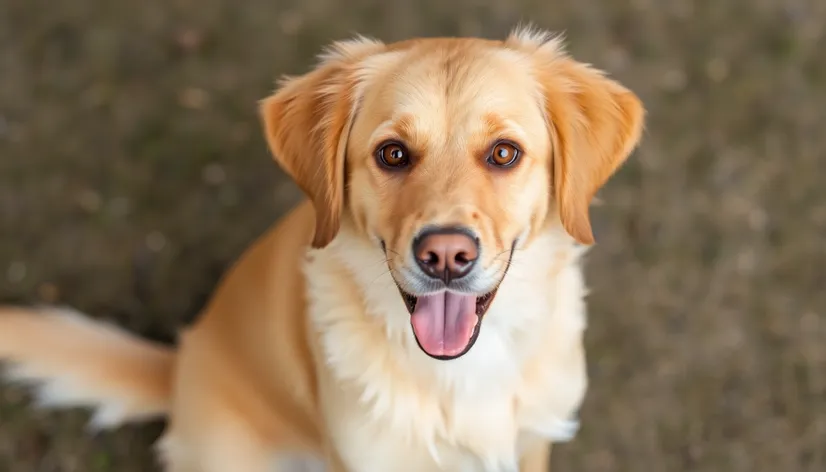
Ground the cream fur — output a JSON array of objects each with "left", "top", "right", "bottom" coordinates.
[{"left": 305, "top": 219, "right": 588, "bottom": 472}]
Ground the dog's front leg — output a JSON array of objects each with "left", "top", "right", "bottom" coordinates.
[
  {"left": 518, "top": 441, "right": 552, "bottom": 472},
  {"left": 157, "top": 409, "right": 274, "bottom": 472},
  {"left": 157, "top": 426, "right": 273, "bottom": 472}
]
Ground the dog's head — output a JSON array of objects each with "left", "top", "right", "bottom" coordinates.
[{"left": 260, "top": 28, "right": 645, "bottom": 360}]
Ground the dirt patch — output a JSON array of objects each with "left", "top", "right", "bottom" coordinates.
[{"left": 1, "top": 0, "right": 825, "bottom": 470}]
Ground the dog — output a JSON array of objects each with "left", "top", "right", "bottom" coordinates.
[{"left": 0, "top": 27, "right": 644, "bottom": 472}]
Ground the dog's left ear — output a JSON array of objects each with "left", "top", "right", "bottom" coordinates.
[
  {"left": 542, "top": 59, "right": 645, "bottom": 245},
  {"left": 260, "top": 38, "right": 385, "bottom": 249},
  {"left": 512, "top": 30, "right": 645, "bottom": 245}
]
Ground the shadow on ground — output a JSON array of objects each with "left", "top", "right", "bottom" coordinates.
[{"left": 1, "top": 0, "right": 825, "bottom": 470}]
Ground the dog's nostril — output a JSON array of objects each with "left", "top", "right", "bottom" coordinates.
[
  {"left": 423, "top": 252, "right": 440, "bottom": 266},
  {"left": 454, "top": 252, "right": 470, "bottom": 265}
]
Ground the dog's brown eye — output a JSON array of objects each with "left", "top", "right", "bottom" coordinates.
[
  {"left": 377, "top": 143, "right": 410, "bottom": 168},
  {"left": 488, "top": 141, "right": 521, "bottom": 167}
]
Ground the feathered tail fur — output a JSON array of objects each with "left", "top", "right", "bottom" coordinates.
[{"left": 0, "top": 306, "right": 175, "bottom": 429}]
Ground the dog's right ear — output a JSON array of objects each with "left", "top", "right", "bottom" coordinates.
[
  {"left": 506, "top": 27, "right": 645, "bottom": 245},
  {"left": 259, "top": 38, "right": 385, "bottom": 249}
]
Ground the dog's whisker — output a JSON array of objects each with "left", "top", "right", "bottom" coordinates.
[
  {"left": 362, "top": 257, "right": 394, "bottom": 272},
  {"left": 491, "top": 255, "right": 518, "bottom": 267},
  {"left": 366, "top": 268, "right": 394, "bottom": 287}
]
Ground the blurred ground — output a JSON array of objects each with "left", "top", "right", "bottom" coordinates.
[{"left": 1, "top": 0, "right": 825, "bottom": 470}]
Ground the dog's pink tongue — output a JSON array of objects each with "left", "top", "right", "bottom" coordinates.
[{"left": 411, "top": 291, "right": 478, "bottom": 357}]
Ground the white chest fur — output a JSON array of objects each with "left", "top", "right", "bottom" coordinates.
[{"left": 303, "top": 226, "right": 589, "bottom": 472}]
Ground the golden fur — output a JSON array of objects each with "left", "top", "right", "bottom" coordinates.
[{"left": 0, "top": 27, "right": 644, "bottom": 471}]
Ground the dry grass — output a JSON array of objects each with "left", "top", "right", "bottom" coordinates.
[{"left": 1, "top": 0, "right": 825, "bottom": 470}]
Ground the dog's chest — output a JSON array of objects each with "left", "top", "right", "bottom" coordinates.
[
  {"left": 318, "top": 356, "right": 584, "bottom": 472},
  {"left": 308, "top": 308, "right": 585, "bottom": 471},
  {"left": 322, "top": 386, "right": 514, "bottom": 471},
  {"left": 303, "top": 234, "right": 588, "bottom": 471}
]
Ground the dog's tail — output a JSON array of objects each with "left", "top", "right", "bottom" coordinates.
[{"left": 0, "top": 306, "right": 175, "bottom": 430}]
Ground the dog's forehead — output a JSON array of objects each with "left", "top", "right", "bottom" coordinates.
[{"left": 365, "top": 42, "right": 542, "bottom": 131}]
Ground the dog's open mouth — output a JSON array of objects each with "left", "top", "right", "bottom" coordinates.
[{"left": 397, "top": 286, "right": 499, "bottom": 360}]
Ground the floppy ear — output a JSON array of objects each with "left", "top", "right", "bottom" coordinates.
[
  {"left": 512, "top": 29, "right": 645, "bottom": 245},
  {"left": 542, "top": 59, "right": 645, "bottom": 245},
  {"left": 259, "top": 38, "right": 385, "bottom": 248}
]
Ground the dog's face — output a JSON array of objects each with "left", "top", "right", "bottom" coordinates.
[{"left": 261, "top": 29, "right": 645, "bottom": 360}]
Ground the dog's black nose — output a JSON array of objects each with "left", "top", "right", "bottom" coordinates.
[{"left": 413, "top": 228, "right": 479, "bottom": 283}]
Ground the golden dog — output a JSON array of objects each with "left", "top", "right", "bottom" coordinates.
[{"left": 0, "top": 27, "right": 644, "bottom": 471}]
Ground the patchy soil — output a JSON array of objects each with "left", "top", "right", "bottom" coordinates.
[{"left": 1, "top": 0, "right": 825, "bottom": 470}]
